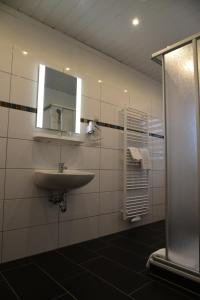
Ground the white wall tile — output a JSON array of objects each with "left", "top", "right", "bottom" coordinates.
[
  {"left": 152, "top": 170, "right": 165, "bottom": 188},
  {"left": 5, "top": 169, "right": 48, "bottom": 199},
  {"left": 8, "top": 110, "right": 44, "bottom": 140},
  {"left": 2, "top": 223, "right": 58, "bottom": 262},
  {"left": 101, "top": 83, "right": 129, "bottom": 107},
  {"left": 152, "top": 204, "right": 165, "bottom": 222},
  {"left": 117, "top": 213, "right": 136, "bottom": 232},
  {"left": 101, "top": 127, "right": 123, "bottom": 149},
  {"left": 59, "top": 216, "right": 99, "bottom": 247},
  {"left": 0, "top": 43, "right": 12, "bottom": 73},
  {"left": 7, "top": 139, "right": 60, "bottom": 169},
  {"left": 0, "top": 200, "right": 3, "bottom": 231},
  {"left": 60, "top": 193, "right": 99, "bottom": 222},
  {"left": 0, "top": 138, "right": 7, "bottom": 168},
  {"left": 82, "top": 75, "right": 101, "bottom": 100},
  {"left": 99, "top": 213, "right": 120, "bottom": 236},
  {"left": 3, "top": 197, "right": 59, "bottom": 230},
  {"left": 100, "top": 191, "right": 122, "bottom": 214},
  {"left": 100, "top": 170, "right": 122, "bottom": 192},
  {"left": 0, "top": 169, "right": 5, "bottom": 199},
  {"left": 100, "top": 148, "right": 122, "bottom": 170},
  {"left": 130, "top": 90, "right": 151, "bottom": 114},
  {"left": 0, "top": 72, "right": 11, "bottom": 102},
  {"left": 152, "top": 157, "right": 165, "bottom": 171},
  {"left": 12, "top": 48, "right": 39, "bottom": 81},
  {"left": 152, "top": 187, "right": 165, "bottom": 205},
  {"left": 101, "top": 102, "right": 121, "bottom": 126},
  {"left": 0, "top": 71, "right": 10, "bottom": 102},
  {"left": 151, "top": 97, "right": 163, "bottom": 119},
  {"left": 61, "top": 145, "right": 100, "bottom": 170},
  {"left": 10, "top": 76, "right": 37, "bottom": 107},
  {"left": 152, "top": 141, "right": 165, "bottom": 171},
  {"left": 148, "top": 170, "right": 153, "bottom": 188},
  {"left": 0, "top": 107, "right": 9, "bottom": 138},
  {"left": 81, "top": 96, "right": 100, "bottom": 121}
]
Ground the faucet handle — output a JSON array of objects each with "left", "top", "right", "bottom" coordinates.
[
  {"left": 58, "top": 162, "right": 65, "bottom": 167},
  {"left": 58, "top": 162, "right": 68, "bottom": 171}
]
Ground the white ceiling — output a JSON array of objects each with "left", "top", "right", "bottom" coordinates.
[{"left": 1, "top": 0, "right": 200, "bottom": 81}]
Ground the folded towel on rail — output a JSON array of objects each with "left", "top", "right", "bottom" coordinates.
[
  {"left": 128, "top": 147, "right": 142, "bottom": 161},
  {"left": 139, "top": 148, "right": 152, "bottom": 170}
]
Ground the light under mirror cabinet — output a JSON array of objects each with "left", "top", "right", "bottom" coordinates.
[{"left": 34, "top": 65, "right": 95, "bottom": 212}]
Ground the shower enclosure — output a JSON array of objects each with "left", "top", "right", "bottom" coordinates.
[{"left": 148, "top": 33, "right": 200, "bottom": 286}]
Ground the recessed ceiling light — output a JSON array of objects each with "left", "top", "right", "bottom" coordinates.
[
  {"left": 98, "top": 80, "right": 102, "bottom": 83},
  {"left": 65, "top": 67, "right": 70, "bottom": 71},
  {"left": 132, "top": 18, "right": 139, "bottom": 26},
  {"left": 22, "top": 50, "right": 28, "bottom": 55},
  {"left": 124, "top": 89, "right": 128, "bottom": 93}
]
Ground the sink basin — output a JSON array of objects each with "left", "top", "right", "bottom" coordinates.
[{"left": 35, "top": 170, "right": 95, "bottom": 191}]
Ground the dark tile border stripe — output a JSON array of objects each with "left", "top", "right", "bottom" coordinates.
[
  {"left": 0, "top": 101, "right": 37, "bottom": 113},
  {"left": 149, "top": 133, "right": 164, "bottom": 139},
  {"left": 81, "top": 118, "right": 164, "bottom": 139},
  {"left": 0, "top": 101, "right": 164, "bottom": 139}
]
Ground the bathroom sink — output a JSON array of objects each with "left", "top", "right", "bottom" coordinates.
[{"left": 35, "top": 170, "right": 95, "bottom": 191}]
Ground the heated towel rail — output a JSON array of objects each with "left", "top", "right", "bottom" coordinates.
[{"left": 123, "top": 107, "right": 150, "bottom": 222}]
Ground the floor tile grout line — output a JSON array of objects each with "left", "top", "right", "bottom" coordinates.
[
  {"left": 100, "top": 240, "right": 152, "bottom": 259},
  {"left": 149, "top": 273, "right": 200, "bottom": 299},
  {"left": 33, "top": 256, "right": 86, "bottom": 283},
  {"left": 0, "top": 261, "right": 32, "bottom": 273},
  {"left": 67, "top": 261, "right": 134, "bottom": 299},
  {"left": 44, "top": 250, "right": 134, "bottom": 297},
  {"left": 119, "top": 234, "right": 165, "bottom": 248},
  {"left": 55, "top": 249, "right": 104, "bottom": 266},
  {"left": 0, "top": 271, "right": 21, "bottom": 300},
  {"left": 57, "top": 249, "right": 150, "bottom": 297},
  {"left": 128, "top": 281, "right": 151, "bottom": 296},
  {"left": 57, "top": 236, "right": 154, "bottom": 275},
  {"left": 32, "top": 263, "right": 78, "bottom": 300},
  {"left": 107, "top": 238, "right": 155, "bottom": 253},
  {"left": 107, "top": 240, "right": 165, "bottom": 259},
  {"left": 84, "top": 249, "right": 147, "bottom": 274},
  {"left": 56, "top": 247, "right": 146, "bottom": 276},
  {"left": 51, "top": 292, "right": 71, "bottom": 300},
  {"left": 95, "top": 242, "right": 149, "bottom": 261}
]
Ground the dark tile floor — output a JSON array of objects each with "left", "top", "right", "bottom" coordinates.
[{"left": 0, "top": 221, "right": 198, "bottom": 299}]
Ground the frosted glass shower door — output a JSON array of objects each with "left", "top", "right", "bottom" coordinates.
[{"left": 165, "top": 43, "right": 199, "bottom": 271}]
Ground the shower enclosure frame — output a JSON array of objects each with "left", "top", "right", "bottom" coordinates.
[{"left": 148, "top": 32, "right": 200, "bottom": 285}]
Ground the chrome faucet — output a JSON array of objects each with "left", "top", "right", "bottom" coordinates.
[{"left": 58, "top": 162, "right": 67, "bottom": 173}]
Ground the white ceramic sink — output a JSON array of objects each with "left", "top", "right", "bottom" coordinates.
[{"left": 35, "top": 170, "right": 95, "bottom": 191}]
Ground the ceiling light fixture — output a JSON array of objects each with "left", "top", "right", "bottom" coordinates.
[
  {"left": 124, "top": 89, "right": 128, "bottom": 93},
  {"left": 132, "top": 18, "right": 139, "bottom": 26},
  {"left": 98, "top": 80, "right": 102, "bottom": 83},
  {"left": 65, "top": 67, "right": 70, "bottom": 71},
  {"left": 22, "top": 50, "right": 28, "bottom": 55}
]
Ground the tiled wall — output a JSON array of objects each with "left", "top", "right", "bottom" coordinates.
[{"left": 0, "top": 5, "right": 165, "bottom": 263}]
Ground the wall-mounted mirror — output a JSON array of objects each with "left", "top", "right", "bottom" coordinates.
[{"left": 36, "top": 65, "right": 82, "bottom": 134}]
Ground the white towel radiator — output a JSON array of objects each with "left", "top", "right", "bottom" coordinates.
[{"left": 123, "top": 107, "right": 150, "bottom": 222}]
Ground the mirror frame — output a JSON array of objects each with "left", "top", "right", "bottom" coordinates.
[{"left": 36, "top": 64, "right": 82, "bottom": 134}]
